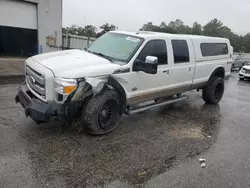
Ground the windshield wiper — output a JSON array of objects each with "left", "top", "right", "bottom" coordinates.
[{"left": 88, "top": 51, "right": 113, "bottom": 62}]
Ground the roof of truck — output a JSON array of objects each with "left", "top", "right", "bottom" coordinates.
[{"left": 110, "top": 30, "right": 228, "bottom": 41}]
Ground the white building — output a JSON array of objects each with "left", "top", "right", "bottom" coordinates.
[{"left": 0, "top": 0, "right": 62, "bottom": 57}]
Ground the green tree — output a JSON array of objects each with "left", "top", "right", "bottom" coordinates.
[
  {"left": 168, "top": 19, "right": 184, "bottom": 29},
  {"left": 192, "top": 22, "right": 202, "bottom": 35},
  {"left": 203, "top": 18, "right": 246, "bottom": 52},
  {"left": 96, "top": 23, "right": 117, "bottom": 38},
  {"left": 100, "top": 23, "right": 117, "bottom": 32},
  {"left": 63, "top": 25, "right": 83, "bottom": 35},
  {"left": 62, "top": 25, "right": 97, "bottom": 37},
  {"left": 176, "top": 25, "right": 192, "bottom": 34},
  {"left": 140, "top": 22, "right": 158, "bottom": 31},
  {"left": 229, "top": 34, "right": 243, "bottom": 52},
  {"left": 202, "top": 18, "right": 235, "bottom": 38},
  {"left": 163, "top": 19, "right": 191, "bottom": 34},
  {"left": 160, "top": 22, "right": 167, "bottom": 28},
  {"left": 243, "top": 34, "right": 250, "bottom": 53},
  {"left": 84, "top": 25, "right": 97, "bottom": 37},
  {"left": 203, "top": 18, "right": 224, "bottom": 37}
]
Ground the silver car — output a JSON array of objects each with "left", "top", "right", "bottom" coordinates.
[{"left": 239, "top": 60, "right": 250, "bottom": 70}]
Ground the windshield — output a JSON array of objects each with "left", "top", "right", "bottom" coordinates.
[{"left": 87, "top": 32, "right": 144, "bottom": 63}]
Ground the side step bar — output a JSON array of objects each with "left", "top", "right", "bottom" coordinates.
[{"left": 127, "top": 95, "right": 189, "bottom": 115}]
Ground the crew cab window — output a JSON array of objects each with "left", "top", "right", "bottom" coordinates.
[
  {"left": 200, "top": 43, "right": 228, "bottom": 56},
  {"left": 172, "top": 40, "right": 190, "bottom": 63},
  {"left": 137, "top": 40, "right": 168, "bottom": 65}
]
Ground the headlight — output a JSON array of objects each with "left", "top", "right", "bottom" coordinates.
[
  {"left": 241, "top": 69, "right": 246, "bottom": 74},
  {"left": 54, "top": 77, "right": 77, "bottom": 95}
]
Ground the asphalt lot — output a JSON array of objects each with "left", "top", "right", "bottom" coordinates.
[{"left": 1, "top": 73, "right": 250, "bottom": 188}]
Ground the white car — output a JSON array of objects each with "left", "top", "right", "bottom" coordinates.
[
  {"left": 239, "top": 63, "right": 250, "bottom": 80},
  {"left": 15, "top": 31, "right": 232, "bottom": 135}
]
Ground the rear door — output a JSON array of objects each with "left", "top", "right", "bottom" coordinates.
[{"left": 168, "top": 38, "right": 195, "bottom": 92}]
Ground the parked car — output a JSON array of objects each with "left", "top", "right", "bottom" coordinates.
[
  {"left": 239, "top": 60, "right": 250, "bottom": 70},
  {"left": 239, "top": 60, "right": 250, "bottom": 80},
  {"left": 15, "top": 31, "right": 232, "bottom": 135}
]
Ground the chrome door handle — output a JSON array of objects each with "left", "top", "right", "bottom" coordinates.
[{"left": 163, "top": 70, "right": 169, "bottom": 74}]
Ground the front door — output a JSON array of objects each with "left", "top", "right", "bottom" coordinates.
[{"left": 114, "top": 39, "right": 171, "bottom": 104}]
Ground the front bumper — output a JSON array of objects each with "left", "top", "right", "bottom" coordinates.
[
  {"left": 239, "top": 73, "right": 250, "bottom": 79},
  {"left": 15, "top": 84, "right": 63, "bottom": 123}
]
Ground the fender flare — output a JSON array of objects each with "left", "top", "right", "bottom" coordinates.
[
  {"left": 107, "top": 77, "right": 127, "bottom": 114},
  {"left": 209, "top": 66, "right": 225, "bottom": 80}
]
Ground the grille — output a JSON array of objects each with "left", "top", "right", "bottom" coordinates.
[{"left": 26, "top": 66, "right": 46, "bottom": 99}]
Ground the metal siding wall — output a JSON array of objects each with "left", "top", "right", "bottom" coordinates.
[
  {"left": 62, "top": 34, "right": 97, "bottom": 49},
  {"left": 37, "top": 0, "right": 62, "bottom": 53}
]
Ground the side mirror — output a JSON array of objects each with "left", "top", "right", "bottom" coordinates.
[{"left": 133, "top": 56, "right": 158, "bottom": 74}]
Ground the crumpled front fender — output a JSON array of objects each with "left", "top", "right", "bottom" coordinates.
[
  {"left": 85, "top": 77, "right": 108, "bottom": 95},
  {"left": 70, "top": 77, "right": 108, "bottom": 102}
]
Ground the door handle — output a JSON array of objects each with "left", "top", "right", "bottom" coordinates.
[
  {"left": 163, "top": 70, "right": 169, "bottom": 74},
  {"left": 189, "top": 67, "right": 192, "bottom": 71}
]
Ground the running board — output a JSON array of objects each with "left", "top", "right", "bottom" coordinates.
[{"left": 127, "top": 95, "right": 189, "bottom": 115}]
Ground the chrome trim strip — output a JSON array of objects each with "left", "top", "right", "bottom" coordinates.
[
  {"left": 127, "top": 85, "right": 190, "bottom": 105},
  {"left": 26, "top": 78, "right": 45, "bottom": 96},
  {"left": 26, "top": 67, "right": 45, "bottom": 85},
  {"left": 26, "top": 82, "right": 46, "bottom": 101}
]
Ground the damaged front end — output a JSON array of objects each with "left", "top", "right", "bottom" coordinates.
[
  {"left": 15, "top": 77, "right": 108, "bottom": 124},
  {"left": 62, "top": 77, "right": 107, "bottom": 119}
]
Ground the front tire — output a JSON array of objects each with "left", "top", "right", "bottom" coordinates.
[
  {"left": 239, "top": 77, "right": 244, "bottom": 81},
  {"left": 202, "top": 76, "right": 225, "bottom": 104},
  {"left": 81, "top": 90, "right": 121, "bottom": 135}
]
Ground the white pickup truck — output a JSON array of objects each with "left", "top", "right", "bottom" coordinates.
[{"left": 15, "top": 31, "right": 232, "bottom": 135}]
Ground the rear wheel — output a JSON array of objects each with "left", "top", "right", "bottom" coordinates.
[
  {"left": 202, "top": 76, "right": 224, "bottom": 104},
  {"left": 81, "top": 90, "right": 121, "bottom": 135}
]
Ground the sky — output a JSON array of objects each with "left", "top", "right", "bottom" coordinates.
[{"left": 63, "top": 0, "right": 250, "bottom": 35}]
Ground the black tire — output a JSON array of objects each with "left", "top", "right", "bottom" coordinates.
[
  {"left": 81, "top": 90, "right": 121, "bottom": 135},
  {"left": 202, "top": 76, "right": 224, "bottom": 104}
]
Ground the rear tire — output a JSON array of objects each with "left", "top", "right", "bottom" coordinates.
[
  {"left": 81, "top": 90, "right": 121, "bottom": 135},
  {"left": 202, "top": 76, "right": 224, "bottom": 104}
]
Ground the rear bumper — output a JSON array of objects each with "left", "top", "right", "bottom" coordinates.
[{"left": 15, "top": 84, "right": 63, "bottom": 123}]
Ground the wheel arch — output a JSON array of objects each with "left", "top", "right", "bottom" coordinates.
[
  {"left": 209, "top": 66, "right": 225, "bottom": 80},
  {"left": 107, "top": 76, "right": 127, "bottom": 114}
]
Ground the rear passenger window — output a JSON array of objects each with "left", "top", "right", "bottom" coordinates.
[
  {"left": 200, "top": 43, "right": 228, "bottom": 56},
  {"left": 172, "top": 40, "right": 190, "bottom": 63},
  {"left": 137, "top": 40, "right": 168, "bottom": 65}
]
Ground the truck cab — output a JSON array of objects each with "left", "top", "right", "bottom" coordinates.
[{"left": 15, "top": 31, "right": 232, "bottom": 135}]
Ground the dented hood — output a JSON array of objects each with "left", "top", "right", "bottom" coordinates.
[{"left": 31, "top": 49, "right": 120, "bottom": 78}]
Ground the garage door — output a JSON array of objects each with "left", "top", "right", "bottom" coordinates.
[
  {"left": 0, "top": 0, "right": 37, "bottom": 29},
  {"left": 0, "top": 0, "right": 38, "bottom": 57}
]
